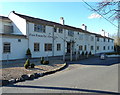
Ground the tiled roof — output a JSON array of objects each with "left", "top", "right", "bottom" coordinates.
[
  {"left": 0, "top": 16, "right": 10, "bottom": 20},
  {"left": 13, "top": 11, "right": 113, "bottom": 40}
]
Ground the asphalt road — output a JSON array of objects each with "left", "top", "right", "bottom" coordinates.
[{"left": 2, "top": 57, "right": 120, "bottom": 94}]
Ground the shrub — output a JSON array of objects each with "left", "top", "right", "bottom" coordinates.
[
  {"left": 85, "top": 51, "right": 88, "bottom": 55},
  {"left": 81, "top": 51, "right": 84, "bottom": 56},
  {"left": 41, "top": 57, "right": 44, "bottom": 64},
  {"left": 89, "top": 51, "right": 92, "bottom": 55},
  {"left": 26, "top": 48, "right": 31, "bottom": 55},
  {"left": 43, "top": 61, "right": 49, "bottom": 65},
  {"left": 24, "top": 59, "right": 30, "bottom": 69},
  {"left": 31, "top": 63, "right": 35, "bottom": 68}
]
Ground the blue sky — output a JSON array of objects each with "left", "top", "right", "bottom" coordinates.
[{"left": 0, "top": 2, "right": 118, "bottom": 36}]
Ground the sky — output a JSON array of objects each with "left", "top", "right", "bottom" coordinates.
[{"left": 0, "top": 2, "right": 118, "bottom": 36}]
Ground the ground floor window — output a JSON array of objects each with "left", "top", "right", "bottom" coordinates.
[
  {"left": 91, "top": 46, "right": 94, "bottom": 50},
  {"left": 57, "top": 44, "right": 61, "bottom": 51},
  {"left": 79, "top": 45, "right": 83, "bottom": 50},
  {"left": 84, "top": 45, "right": 87, "bottom": 51},
  {"left": 45, "top": 43, "right": 52, "bottom": 51},
  {"left": 3, "top": 42, "right": 11, "bottom": 53},
  {"left": 34, "top": 43, "right": 40, "bottom": 52}
]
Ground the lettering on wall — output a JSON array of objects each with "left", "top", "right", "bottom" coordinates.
[{"left": 29, "top": 33, "right": 58, "bottom": 39}]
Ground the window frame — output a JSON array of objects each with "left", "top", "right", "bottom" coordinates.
[
  {"left": 3, "top": 42, "right": 11, "bottom": 53},
  {"left": 57, "top": 44, "right": 61, "bottom": 51},
  {"left": 45, "top": 43, "right": 52, "bottom": 51},
  {"left": 34, "top": 43, "right": 40, "bottom": 52},
  {"left": 34, "top": 24, "right": 46, "bottom": 33}
]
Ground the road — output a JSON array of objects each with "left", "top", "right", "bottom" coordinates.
[{"left": 2, "top": 57, "right": 120, "bottom": 94}]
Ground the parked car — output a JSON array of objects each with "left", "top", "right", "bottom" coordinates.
[{"left": 100, "top": 54, "right": 106, "bottom": 60}]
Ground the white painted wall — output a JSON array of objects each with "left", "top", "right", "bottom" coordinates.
[
  {"left": 1, "top": 36, "right": 28, "bottom": 60},
  {"left": 8, "top": 11, "right": 27, "bottom": 35}
]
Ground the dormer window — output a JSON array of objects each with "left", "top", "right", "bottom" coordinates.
[
  {"left": 4, "top": 25, "right": 13, "bottom": 34},
  {"left": 68, "top": 30, "right": 74, "bottom": 36},
  {"left": 34, "top": 24, "right": 45, "bottom": 33},
  {"left": 58, "top": 28, "right": 63, "bottom": 33}
]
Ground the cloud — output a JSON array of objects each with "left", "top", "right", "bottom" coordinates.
[{"left": 88, "top": 13, "right": 102, "bottom": 19}]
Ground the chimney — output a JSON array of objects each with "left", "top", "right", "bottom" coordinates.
[
  {"left": 81, "top": 24, "right": 87, "bottom": 31},
  {"left": 60, "top": 17, "right": 64, "bottom": 25},
  {"left": 101, "top": 29, "right": 105, "bottom": 36}
]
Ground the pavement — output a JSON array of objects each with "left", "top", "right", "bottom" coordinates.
[{"left": 2, "top": 56, "right": 120, "bottom": 94}]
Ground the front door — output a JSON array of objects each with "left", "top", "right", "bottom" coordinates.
[{"left": 67, "top": 42, "right": 70, "bottom": 53}]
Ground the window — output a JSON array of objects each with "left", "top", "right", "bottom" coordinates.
[
  {"left": 97, "top": 46, "right": 99, "bottom": 50},
  {"left": 79, "top": 45, "right": 83, "bottom": 50},
  {"left": 103, "top": 46, "right": 105, "bottom": 50},
  {"left": 54, "top": 27, "right": 57, "bottom": 32},
  {"left": 58, "top": 28, "right": 63, "bottom": 33},
  {"left": 34, "top": 24, "right": 45, "bottom": 33},
  {"left": 68, "top": 30, "right": 74, "bottom": 36},
  {"left": 108, "top": 39, "right": 109, "bottom": 42},
  {"left": 4, "top": 25, "right": 13, "bottom": 33},
  {"left": 79, "top": 34, "right": 83, "bottom": 40},
  {"left": 104, "top": 38, "right": 106, "bottom": 42},
  {"left": 112, "top": 46, "right": 113, "bottom": 50},
  {"left": 3, "top": 43, "right": 11, "bottom": 53},
  {"left": 34, "top": 43, "right": 39, "bottom": 52},
  {"left": 45, "top": 43, "right": 52, "bottom": 51},
  {"left": 108, "top": 46, "right": 109, "bottom": 50},
  {"left": 91, "top": 46, "right": 94, "bottom": 50},
  {"left": 57, "top": 44, "right": 61, "bottom": 51},
  {"left": 97, "top": 37, "right": 99, "bottom": 41},
  {"left": 91, "top": 36, "right": 94, "bottom": 41},
  {"left": 84, "top": 45, "right": 87, "bottom": 51},
  {"left": 18, "top": 39, "right": 21, "bottom": 42}
]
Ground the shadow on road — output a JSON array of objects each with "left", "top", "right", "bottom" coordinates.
[
  {"left": 68, "top": 57, "right": 120, "bottom": 66},
  {"left": 5, "top": 84, "right": 119, "bottom": 94}
]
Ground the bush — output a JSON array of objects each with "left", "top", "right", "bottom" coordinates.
[
  {"left": 89, "top": 51, "right": 92, "bottom": 55},
  {"left": 85, "top": 51, "right": 88, "bottom": 55},
  {"left": 31, "top": 63, "right": 35, "bottom": 68},
  {"left": 41, "top": 57, "right": 44, "bottom": 64},
  {"left": 26, "top": 48, "right": 31, "bottom": 55},
  {"left": 42, "top": 61, "right": 49, "bottom": 65},
  {"left": 81, "top": 51, "right": 84, "bottom": 56},
  {"left": 24, "top": 59, "right": 30, "bottom": 69}
]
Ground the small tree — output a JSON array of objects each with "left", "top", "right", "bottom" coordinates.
[
  {"left": 26, "top": 48, "right": 31, "bottom": 55},
  {"left": 89, "top": 51, "right": 92, "bottom": 55},
  {"left": 81, "top": 51, "right": 84, "bottom": 56},
  {"left": 24, "top": 59, "right": 30, "bottom": 69}
]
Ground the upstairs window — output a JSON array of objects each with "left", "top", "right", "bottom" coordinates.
[
  {"left": 108, "top": 39, "right": 109, "bottom": 42},
  {"left": 68, "top": 30, "right": 74, "bottom": 37},
  {"left": 57, "top": 44, "right": 61, "bottom": 51},
  {"left": 4, "top": 25, "right": 13, "bottom": 33},
  {"left": 58, "top": 28, "right": 63, "bottom": 33},
  {"left": 104, "top": 38, "right": 106, "bottom": 42},
  {"left": 108, "top": 46, "right": 109, "bottom": 50},
  {"left": 54, "top": 27, "right": 57, "bottom": 32},
  {"left": 91, "top": 36, "right": 94, "bottom": 41},
  {"left": 34, "top": 24, "right": 45, "bottom": 33},
  {"left": 103, "top": 46, "right": 105, "bottom": 50},
  {"left": 3, "top": 42, "right": 11, "bottom": 53},
  {"left": 97, "top": 37, "right": 99, "bottom": 41}
]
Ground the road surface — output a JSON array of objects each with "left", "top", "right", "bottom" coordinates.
[{"left": 2, "top": 57, "right": 120, "bottom": 94}]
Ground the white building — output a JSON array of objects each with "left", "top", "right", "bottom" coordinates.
[{"left": 0, "top": 11, "right": 114, "bottom": 61}]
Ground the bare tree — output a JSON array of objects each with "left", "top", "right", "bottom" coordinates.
[{"left": 95, "top": 0, "right": 119, "bottom": 20}]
